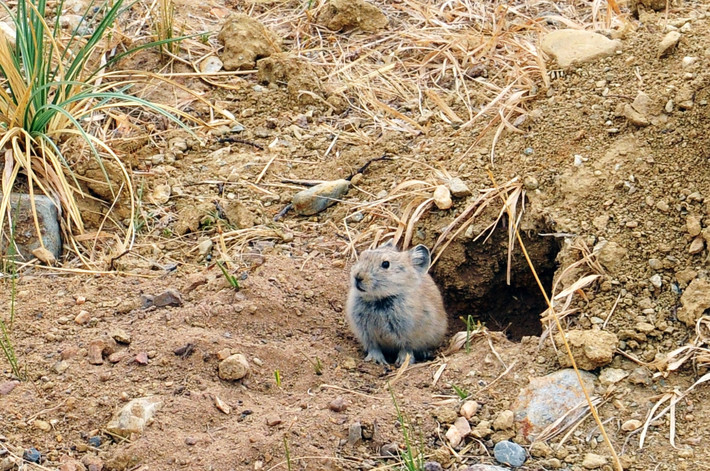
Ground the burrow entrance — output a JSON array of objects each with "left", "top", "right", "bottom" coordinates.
[{"left": 431, "top": 214, "right": 560, "bottom": 341}]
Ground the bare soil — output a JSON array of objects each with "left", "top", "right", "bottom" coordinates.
[{"left": 2, "top": 1, "right": 710, "bottom": 471}]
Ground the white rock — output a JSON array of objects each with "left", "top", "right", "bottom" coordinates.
[
  {"left": 649, "top": 274, "right": 662, "bottom": 289},
  {"left": 197, "top": 238, "right": 213, "bottom": 256},
  {"left": 541, "top": 30, "right": 621, "bottom": 68},
  {"left": 682, "top": 56, "right": 697, "bottom": 68},
  {"left": 582, "top": 453, "right": 607, "bottom": 469},
  {"left": 446, "top": 178, "right": 472, "bottom": 198},
  {"left": 106, "top": 396, "right": 163, "bottom": 438},
  {"left": 599, "top": 367, "right": 629, "bottom": 385},
  {"left": 433, "top": 185, "right": 452, "bottom": 210},
  {"left": 621, "top": 419, "right": 642, "bottom": 431},
  {"left": 460, "top": 400, "right": 479, "bottom": 420},
  {"left": 201, "top": 56, "right": 224, "bottom": 74},
  {"left": 453, "top": 416, "right": 471, "bottom": 436},
  {"left": 445, "top": 424, "right": 464, "bottom": 447},
  {"left": 218, "top": 353, "right": 250, "bottom": 380},
  {"left": 151, "top": 184, "right": 171, "bottom": 204}
]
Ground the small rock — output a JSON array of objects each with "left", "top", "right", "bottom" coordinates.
[
  {"left": 53, "top": 360, "right": 69, "bottom": 374},
  {"left": 523, "top": 176, "right": 539, "bottom": 190},
  {"left": 493, "top": 440, "right": 527, "bottom": 467},
  {"left": 460, "top": 400, "right": 479, "bottom": 420},
  {"left": 432, "top": 407, "right": 458, "bottom": 424},
  {"left": 423, "top": 462, "right": 443, "bottom": 471},
  {"left": 347, "top": 422, "right": 362, "bottom": 446},
  {"left": 105, "top": 396, "right": 163, "bottom": 438},
  {"left": 648, "top": 258, "right": 663, "bottom": 270},
  {"left": 265, "top": 415, "right": 282, "bottom": 427},
  {"left": 514, "top": 369, "right": 596, "bottom": 441},
  {"left": 88, "top": 436, "right": 102, "bottom": 448},
  {"left": 492, "top": 410, "right": 515, "bottom": 430},
  {"left": 380, "top": 442, "right": 399, "bottom": 457},
  {"left": 460, "top": 466, "right": 510, "bottom": 471},
  {"left": 596, "top": 241, "right": 627, "bottom": 273},
  {"left": 316, "top": 0, "right": 388, "bottom": 32},
  {"left": 197, "top": 239, "right": 213, "bottom": 257},
  {"left": 151, "top": 184, "right": 171, "bottom": 204},
  {"left": 453, "top": 416, "right": 471, "bottom": 436},
  {"left": 134, "top": 352, "right": 149, "bottom": 365},
  {"left": 446, "top": 178, "right": 472, "bottom": 198},
  {"left": 74, "top": 310, "right": 91, "bottom": 325},
  {"left": 582, "top": 453, "right": 607, "bottom": 469},
  {"left": 329, "top": 397, "right": 347, "bottom": 412},
  {"left": 32, "top": 247, "right": 56, "bottom": 265},
  {"left": 218, "top": 14, "right": 281, "bottom": 71},
  {"left": 200, "top": 55, "right": 223, "bottom": 74},
  {"left": 33, "top": 420, "right": 51, "bottom": 431},
  {"left": 185, "top": 437, "right": 198, "bottom": 446},
  {"left": 599, "top": 367, "right": 629, "bottom": 385},
  {"left": 214, "top": 396, "right": 231, "bottom": 415},
  {"left": 23, "top": 448, "right": 41, "bottom": 463},
  {"left": 146, "top": 288, "right": 182, "bottom": 308},
  {"left": 678, "top": 278, "right": 710, "bottom": 326},
  {"left": 111, "top": 329, "right": 131, "bottom": 345},
  {"left": 656, "top": 200, "right": 670, "bottom": 212},
  {"left": 0, "top": 381, "right": 19, "bottom": 395},
  {"left": 216, "top": 348, "right": 231, "bottom": 361},
  {"left": 686, "top": 215, "right": 702, "bottom": 236},
  {"left": 529, "top": 441, "right": 552, "bottom": 458},
  {"left": 88, "top": 340, "right": 105, "bottom": 365},
  {"left": 292, "top": 179, "right": 350, "bottom": 216},
  {"left": 541, "top": 29, "right": 621, "bottom": 68},
  {"left": 218, "top": 354, "right": 250, "bottom": 380},
  {"left": 649, "top": 274, "right": 662, "bottom": 289},
  {"left": 556, "top": 330, "right": 618, "bottom": 370},
  {"left": 81, "top": 455, "right": 103, "bottom": 471},
  {"left": 433, "top": 185, "right": 453, "bottom": 210},
  {"left": 623, "top": 104, "right": 649, "bottom": 126},
  {"left": 445, "top": 424, "right": 464, "bottom": 447},
  {"left": 688, "top": 236, "right": 705, "bottom": 254},
  {"left": 658, "top": 31, "right": 681, "bottom": 57},
  {"left": 108, "top": 352, "right": 127, "bottom": 364},
  {"left": 621, "top": 419, "right": 642, "bottom": 431},
  {"left": 628, "top": 367, "right": 651, "bottom": 385}
]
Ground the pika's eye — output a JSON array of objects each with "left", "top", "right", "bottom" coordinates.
[{"left": 381, "top": 261, "right": 390, "bottom": 269}]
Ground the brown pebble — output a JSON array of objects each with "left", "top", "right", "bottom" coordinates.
[
  {"left": 135, "top": 352, "right": 149, "bottom": 365},
  {"left": 329, "top": 396, "right": 347, "bottom": 412},
  {"left": 107, "top": 352, "right": 126, "bottom": 364},
  {"left": 61, "top": 346, "right": 79, "bottom": 360},
  {"left": 99, "top": 372, "right": 111, "bottom": 382},
  {"left": 265, "top": 415, "right": 282, "bottom": 427},
  {"left": 0, "top": 381, "right": 19, "bottom": 395},
  {"left": 88, "top": 340, "right": 105, "bottom": 365},
  {"left": 74, "top": 310, "right": 91, "bottom": 325},
  {"left": 185, "top": 437, "right": 197, "bottom": 446}
]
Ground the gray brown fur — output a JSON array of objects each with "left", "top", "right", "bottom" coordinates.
[{"left": 346, "top": 243, "right": 448, "bottom": 366}]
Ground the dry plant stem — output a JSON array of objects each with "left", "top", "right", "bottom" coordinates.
[{"left": 487, "top": 171, "right": 622, "bottom": 471}]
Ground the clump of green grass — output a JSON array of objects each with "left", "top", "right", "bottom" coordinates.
[
  {"left": 451, "top": 383, "right": 470, "bottom": 400},
  {"left": 217, "top": 260, "right": 240, "bottom": 290},
  {"left": 155, "top": 0, "right": 181, "bottom": 57},
  {"left": 388, "top": 383, "right": 424, "bottom": 471},
  {"left": 0, "top": 0, "right": 193, "bottom": 265}
]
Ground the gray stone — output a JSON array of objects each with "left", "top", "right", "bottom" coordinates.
[
  {"left": 105, "top": 396, "right": 163, "bottom": 438},
  {"left": 446, "top": 178, "right": 472, "bottom": 198},
  {"left": 514, "top": 369, "right": 596, "bottom": 442},
  {"left": 141, "top": 288, "right": 182, "bottom": 309},
  {"left": 494, "top": 440, "right": 527, "bottom": 467},
  {"left": 2, "top": 194, "right": 61, "bottom": 260},
  {"left": 461, "top": 467, "right": 510, "bottom": 471},
  {"left": 292, "top": 179, "right": 350, "bottom": 216},
  {"left": 541, "top": 30, "right": 621, "bottom": 68}
]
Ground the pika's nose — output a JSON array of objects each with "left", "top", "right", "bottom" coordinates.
[{"left": 354, "top": 274, "right": 365, "bottom": 292}]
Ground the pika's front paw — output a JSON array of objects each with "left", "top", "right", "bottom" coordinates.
[
  {"left": 395, "top": 350, "right": 415, "bottom": 367},
  {"left": 364, "top": 350, "right": 387, "bottom": 365}
]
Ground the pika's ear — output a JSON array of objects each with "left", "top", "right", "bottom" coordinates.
[
  {"left": 379, "top": 240, "right": 396, "bottom": 250},
  {"left": 409, "top": 245, "right": 431, "bottom": 272}
]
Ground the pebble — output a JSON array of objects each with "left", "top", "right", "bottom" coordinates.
[
  {"left": 445, "top": 424, "right": 464, "bottom": 447},
  {"left": 656, "top": 201, "right": 669, "bottom": 212},
  {"left": 142, "top": 288, "right": 183, "bottom": 308},
  {"left": 291, "top": 179, "right": 350, "bottom": 216},
  {"left": 658, "top": 31, "right": 681, "bottom": 57},
  {"left": 200, "top": 55, "right": 223, "bottom": 73},
  {"left": 686, "top": 215, "right": 702, "bottom": 236},
  {"left": 423, "top": 462, "right": 443, "bottom": 471},
  {"left": 460, "top": 400, "right": 479, "bottom": 419},
  {"left": 380, "top": 442, "right": 399, "bottom": 457},
  {"left": 523, "top": 176, "right": 539, "bottom": 190},
  {"left": 265, "top": 415, "right": 282, "bottom": 427},
  {"left": 347, "top": 422, "right": 362, "bottom": 446},
  {"left": 74, "top": 310, "right": 90, "bottom": 325},
  {"left": 493, "top": 440, "right": 527, "bottom": 467},
  {"left": 541, "top": 29, "right": 621, "bottom": 68},
  {"left": 111, "top": 329, "right": 131, "bottom": 345},
  {"left": 599, "top": 367, "right": 629, "bottom": 385},
  {"left": 648, "top": 258, "right": 662, "bottom": 270},
  {"left": 329, "top": 397, "right": 347, "bottom": 412},
  {"left": 582, "top": 453, "right": 607, "bottom": 469},
  {"left": 433, "top": 185, "right": 453, "bottom": 210},
  {"left": 649, "top": 274, "right": 662, "bottom": 289},
  {"left": 53, "top": 360, "right": 69, "bottom": 374},
  {"left": 214, "top": 396, "right": 231, "bottom": 415},
  {"left": 446, "top": 178, "right": 472, "bottom": 198},
  {"left": 0, "top": 381, "right": 19, "bottom": 396},
  {"left": 688, "top": 236, "right": 705, "bottom": 254},
  {"left": 105, "top": 396, "right": 163, "bottom": 438},
  {"left": 87, "top": 340, "right": 105, "bottom": 365},
  {"left": 134, "top": 352, "right": 149, "bottom": 365},
  {"left": 197, "top": 239, "right": 213, "bottom": 257},
  {"left": 151, "top": 184, "right": 171, "bottom": 204},
  {"left": 33, "top": 420, "right": 51, "bottom": 432},
  {"left": 621, "top": 419, "right": 642, "bottom": 431},
  {"left": 185, "top": 437, "right": 198, "bottom": 446},
  {"left": 88, "top": 436, "right": 102, "bottom": 448},
  {"left": 492, "top": 410, "right": 515, "bottom": 430},
  {"left": 218, "top": 354, "right": 250, "bottom": 380},
  {"left": 23, "top": 448, "right": 41, "bottom": 463},
  {"left": 628, "top": 367, "right": 651, "bottom": 385}
]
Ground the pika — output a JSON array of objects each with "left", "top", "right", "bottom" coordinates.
[{"left": 346, "top": 242, "right": 448, "bottom": 366}]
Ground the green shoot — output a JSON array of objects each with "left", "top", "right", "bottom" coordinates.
[
  {"left": 388, "top": 383, "right": 424, "bottom": 471},
  {"left": 301, "top": 352, "right": 323, "bottom": 375},
  {"left": 217, "top": 261, "right": 240, "bottom": 290},
  {"left": 460, "top": 315, "right": 482, "bottom": 353},
  {"left": 283, "top": 436, "right": 292, "bottom": 471},
  {"left": 274, "top": 369, "right": 282, "bottom": 388},
  {"left": 451, "top": 384, "right": 470, "bottom": 400}
]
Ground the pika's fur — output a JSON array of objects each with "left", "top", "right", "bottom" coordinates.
[{"left": 346, "top": 242, "right": 448, "bottom": 366}]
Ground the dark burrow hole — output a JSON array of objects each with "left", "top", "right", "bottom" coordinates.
[{"left": 431, "top": 216, "right": 560, "bottom": 341}]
